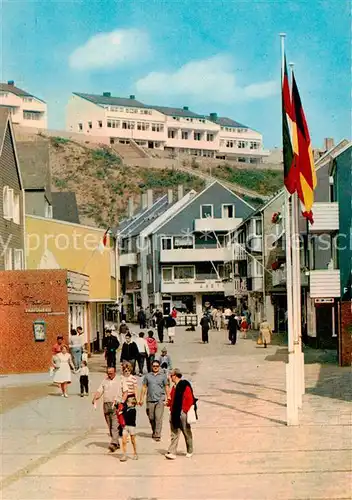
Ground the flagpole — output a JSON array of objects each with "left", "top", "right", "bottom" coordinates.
[
  {"left": 280, "top": 33, "right": 299, "bottom": 425},
  {"left": 289, "top": 62, "right": 305, "bottom": 405}
]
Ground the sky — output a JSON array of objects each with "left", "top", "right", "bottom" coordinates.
[{"left": 1, "top": 0, "right": 350, "bottom": 148}]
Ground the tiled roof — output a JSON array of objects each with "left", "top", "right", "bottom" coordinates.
[
  {"left": 73, "top": 92, "right": 146, "bottom": 108},
  {"left": 52, "top": 192, "right": 80, "bottom": 224},
  {"left": 0, "top": 108, "right": 10, "bottom": 143},
  {"left": 0, "top": 83, "right": 45, "bottom": 102},
  {"left": 118, "top": 196, "right": 170, "bottom": 237},
  {"left": 16, "top": 140, "right": 51, "bottom": 195},
  {"left": 147, "top": 105, "right": 202, "bottom": 118},
  {"left": 212, "top": 116, "right": 248, "bottom": 129}
]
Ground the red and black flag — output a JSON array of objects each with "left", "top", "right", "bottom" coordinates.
[{"left": 282, "top": 55, "right": 296, "bottom": 194}]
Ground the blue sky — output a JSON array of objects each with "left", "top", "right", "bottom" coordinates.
[{"left": 2, "top": 0, "right": 350, "bottom": 148}]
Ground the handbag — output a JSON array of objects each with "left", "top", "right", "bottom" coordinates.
[
  {"left": 257, "top": 334, "right": 263, "bottom": 345},
  {"left": 187, "top": 405, "right": 197, "bottom": 425}
]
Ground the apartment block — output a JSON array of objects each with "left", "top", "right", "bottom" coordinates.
[{"left": 0, "top": 81, "right": 47, "bottom": 129}]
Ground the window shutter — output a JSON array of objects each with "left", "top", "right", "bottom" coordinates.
[
  {"left": 8, "top": 188, "right": 14, "bottom": 219},
  {"left": 3, "top": 186, "right": 9, "bottom": 218}
]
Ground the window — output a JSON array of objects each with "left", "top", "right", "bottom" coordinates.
[
  {"left": 4, "top": 247, "right": 12, "bottom": 270},
  {"left": 13, "top": 194, "right": 20, "bottom": 224},
  {"left": 206, "top": 133, "right": 214, "bottom": 142},
  {"left": 238, "top": 141, "right": 247, "bottom": 149},
  {"left": 161, "top": 237, "right": 172, "bottom": 250},
  {"left": 107, "top": 119, "right": 120, "bottom": 128},
  {"left": 98, "top": 121, "right": 103, "bottom": 128},
  {"left": 14, "top": 249, "right": 24, "bottom": 270},
  {"left": 88, "top": 121, "right": 92, "bottom": 129},
  {"left": 172, "top": 116, "right": 180, "bottom": 121},
  {"left": 23, "top": 97, "right": 33, "bottom": 103},
  {"left": 194, "top": 132, "right": 201, "bottom": 141},
  {"left": 137, "top": 122, "right": 149, "bottom": 131},
  {"left": 173, "top": 235, "right": 194, "bottom": 249},
  {"left": 226, "top": 140, "right": 234, "bottom": 148},
  {"left": 250, "top": 141, "right": 260, "bottom": 149},
  {"left": 168, "top": 130, "right": 176, "bottom": 139},
  {"left": 162, "top": 267, "right": 173, "bottom": 281},
  {"left": 181, "top": 131, "right": 188, "bottom": 140},
  {"left": 201, "top": 204, "right": 213, "bottom": 219},
  {"left": 238, "top": 157, "right": 246, "bottom": 163},
  {"left": 174, "top": 266, "right": 195, "bottom": 280},
  {"left": 122, "top": 121, "right": 135, "bottom": 130},
  {"left": 254, "top": 219, "right": 262, "bottom": 236},
  {"left": 23, "top": 111, "right": 40, "bottom": 120},
  {"left": 78, "top": 123, "right": 83, "bottom": 131},
  {"left": 151, "top": 123, "right": 163, "bottom": 132},
  {"left": 222, "top": 204, "right": 235, "bottom": 218},
  {"left": 3, "top": 186, "right": 10, "bottom": 219}
]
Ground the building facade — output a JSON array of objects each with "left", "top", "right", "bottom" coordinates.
[
  {"left": 0, "top": 81, "right": 47, "bottom": 129},
  {"left": 0, "top": 109, "right": 25, "bottom": 271},
  {"left": 66, "top": 92, "right": 269, "bottom": 163}
]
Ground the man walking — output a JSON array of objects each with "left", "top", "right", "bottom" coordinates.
[
  {"left": 137, "top": 307, "right": 146, "bottom": 329},
  {"left": 227, "top": 312, "right": 239, "bottom": 345},
  {"left": 135, "top": 332, "right": 150, "bottom": 375},
  {"left": 103, "top": 329, "right": 120, "bottom": 368},
  {"left": 120, "top": 333, "right": 139, "bottom": 374},
  {"left": 200, "top": 312, "right": 211, "bottom": 343},
  {"left": 155, "top": 309, "right": 165, "bottom": 343},
  {"left": 92, "top": 367, "right": 128, "bottom": 452},
  {"left": 139, "top": 360, "right": 170, "bottom": 441}
]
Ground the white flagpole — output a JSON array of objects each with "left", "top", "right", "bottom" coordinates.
[{"left": 280, "top": 33, "right": 299, "bottom": 425}]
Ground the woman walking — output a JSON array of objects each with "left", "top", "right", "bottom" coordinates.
[
  {"left": 52, "top": 345, "right": 75, "bottom": 397},
  {"left": 259, "top": 319, "right": 272, "bottom": 348},
  {"left": 69, "top": 329, "right": 82, "bottom": 370},
  {"left": 165, "top": 314, "right": 176, "bottom": 343}
]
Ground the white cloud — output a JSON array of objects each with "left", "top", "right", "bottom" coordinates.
[
  {"left": 69, "top": 28, "right": 150, "bottom": 70},
  {"left": 135, "top": 55, "right": 278, "bottom": 103}
]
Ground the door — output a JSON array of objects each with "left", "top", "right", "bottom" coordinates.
[
  {"left": 148, "top": 141, "right": 154, "bottom": 149},
  {"left": 316, "top": 304, "right": 336, "bottom": 349}
]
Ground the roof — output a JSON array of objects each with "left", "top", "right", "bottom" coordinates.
[
  {"left": 213, "top": 117, "right": 248, "bottom": 129},
  {"left": 52, "top": 192, "right": 80, "bottom": 224},
  {"left": 147, "top": 105, "right": 202, "bottom": 119},
  {"left": 117, "top": 196, "right": 171, "bottom": 237},
  {"left": 0, "top": 83, "right": 45, "bottom": 103},
  {"left": 16, "top": 140, "right": 51, "bottom": 196},
  {"left": 0, "top": 108, "right": 9, "bottom": 142},
  {"left": 0, "top": 108, "right": 24, "bottom": 190},
  {"left": 73, "top": 92, "right": 146, "bottom": 109}
]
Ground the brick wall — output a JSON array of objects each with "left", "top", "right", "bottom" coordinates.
[
  {"left": 339, "top": 301, "right": 352, "bottom": 367},
  {"left": 0, "top": 269, "right": 69, "bottom": 374}
]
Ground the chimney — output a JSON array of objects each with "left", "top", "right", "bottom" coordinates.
[
  {"left": 147, "top": 189, "right": 153, "bottom": 208},
  {"left": 141, "top": 192, "right": 148, "bottom": 209},
  {"left": 7, "top": 80, "right": 15, "bottom": 86},
  {"left": 183, "top": 106, "right": 189, "bottom": 111},
  {"left": 209, "top": 112, "right": 218, "bottom": 122},
  {"left": 130, "top": 95, "right": 136, "bottom": 100},
  {"left": 128, "top": 197, "right": 134, "bottom": 218},
  {"left": 103, "top": 92, "right": 111, "bottom": 97},
  {"left": 177, "top": 184, "right": 184, "bottom": 201},
  {"left": 324, "top": 138, "right": 335, "bottom": 152},
  {"left": 167, "top": 189, "right": 173, "bottom": 204}
]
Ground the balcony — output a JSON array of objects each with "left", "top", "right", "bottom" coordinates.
[
  {"left": 247, "top": 277, "right": 263, "bottom": 292},
  {"left": 194, "top": 217, "right": 243, "bottom": 233},
  {"left": 233, "top": 243, "right": 247, "bottom": 260},
  {"left": 160, "top": 247, "right": 231, "bottom": 263},
  {"left": 246, "top": 235, "right": 262, "bottom": 253},
  {"left": 125, "top": 280, "right": 141, "bottom": 291},
  {"left": 161, "top": 274, "right": 224, "bottom": 294},
  {"left": 309, "top": 270, "right": 340, "bottom": 298},
  {"left": 223, "top": 277, "right": 248, "bottom": 297},
  {"left": 310, "top": 202, "right": 339, "bottom": 232},
  {"left": 120, "top": 252, "right": 137, "bottom": 266},
  {"left": 271, "top": 266, "right": 286, "bottom": 287}
]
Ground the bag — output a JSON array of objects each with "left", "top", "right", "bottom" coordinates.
[
  {"left": 257, "top": 334, "right": 263, "bottom": 345},
  {"left": 187, "top": 405, "right": 197, "bottom": 425}
]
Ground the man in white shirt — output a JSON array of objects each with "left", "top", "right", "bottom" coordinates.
[
  {"left": 92, "top": 367, "right": 128, "bottom": 452},
  {"left": 135, "top": 332, "right": 150, "bottom": 376}
]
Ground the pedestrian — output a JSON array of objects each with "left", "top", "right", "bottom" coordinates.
[
  {"left": 171, "top": 306, "right": 178, "bottom": 320},
  {"left": 69, "top": 329, "right": 82, "bottom": 370},
  {"left": 119, "top": 320, "right": 130, "bottom": 344},
  {"left": 259, "top": 319, "right": 272, "bottom": 348},
  {"left": 120, "top": 395, "right": 138, "bottom": 462},
  {"left": 77, "top": 326, "right": 85, "bottom": 351},
  {"left": 79, "top": 360, "right": 89, "bottom": 397},
  {"left": 146, "top": 330, "right": 158, "bottom": 372},
  {"left": 139, "top": 360, "right": 170, "bottom": 441},
  {"left": 211, "top": 307, "right": 218, "bottom": 330},
  {"left": 121, "top": 361, "right": 138, "bottom": 398},
  {"left": 52, "top": 335, "right": 64, "bottom": 354},
  {"left": 165, "top": 314, "right": 176, "bottom": 343},
  {"left": 120, "top": 333, "right": 139, "bottom": 374},
  {"left": 215, "top": 309, "right": 222, "bottom": 331},
  {"left": 228, "top": 312, "right": 239, "bottom": 345},
  {"left": 92, "top": 367, "right": 128, "bottom": 452},
  {"left": 245, "top": 309, "right": 252, "bottom": 330},
  {"left": 155, "top": 310, "right": 165, "bottom": 343},
  {"left": 224, "top": 306, "right": 232, "bottom": 328},
  {"left": 158, "top": 347, "right": 172, "bottom": 373},
  {"left": 145, "top": 307, "right": 151, "bottom": 328},
  {"left": 137, "top": 307, "right": 146, "bottom": 329},
  {"left": 135, "top": 332, "right": 150, "bottom": 375},
  {"left": 52, "top": 345, "right": 75, "bottom": 397},
  {"left": 165, "top": 368, "right": 197, "bottom": 460},
  {"left": 241, "top": 316, "right": 249, "bottom": 339},
  {"left": 200, "top": 312, "right": 211, "bottom": 343},
  {"left": 104, "top": 329, "right": 120, "bottom": 369}
]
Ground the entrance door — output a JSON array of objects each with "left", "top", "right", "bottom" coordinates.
[
  {"left": 148, "top": 141, "right": 154, "bottom": 149},
  {"left": 316, "top": 304, "right": 336, "bottom": 349}
]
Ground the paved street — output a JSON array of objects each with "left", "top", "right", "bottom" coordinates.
[{"left": 1, "top": 327, "right": 351, "bottom": 500}]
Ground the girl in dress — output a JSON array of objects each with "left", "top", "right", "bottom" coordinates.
[{"left": 52, "top": 345, "right": 75, "bottom": 397}]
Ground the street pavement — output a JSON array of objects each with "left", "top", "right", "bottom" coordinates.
[{"left": 0, "top": 327, "right": 351, "bottom": 500}]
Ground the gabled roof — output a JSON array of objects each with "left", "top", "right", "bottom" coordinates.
[
  {"left": 16, "top": 140, "right": 51, "bottom": 195},
  {"left": 73, "top": 92, "right": 145, "bottom": 109},
  {"left": 212, "top": 117, "right": 248, "bottom": 129},
  {"left": 52, "top": 192, "right": 80, "bottom": 224},
  {"left": 0, "top": 108, "right": 23, "bottom": 190},
  {"left": 0, "top": 83, "right": 45, "bottom": 103},
  {"left": 147, "top": 105, "right": 202, "bottom": 119},
  {"left": 117, "top": 196, "right": 170, "bottom": 237}
]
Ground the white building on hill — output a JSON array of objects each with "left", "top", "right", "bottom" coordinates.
[
  {"left": 66, "top": 92, "right": 269, "bottom": 164},
  {"left": 0, "top": 81, "right": 47, "bottom": 129}
]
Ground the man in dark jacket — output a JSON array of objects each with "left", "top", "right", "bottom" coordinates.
[
  {"left": 120, "top": 333, "right": 139, "bottom": 374},
  {"left": 200, "top": 313, "right": 211, "bottom": 343},
  {"left": 155, "top": 310, "right": 165, "bottom": 343},
  {"left": 227, "top": 313, "right": 238, "bottom": 345},
  {"left": 103, "top": 329, "right": 120, "bottom": 368},
  {"left": 137, "top": 307, "right": 146, "bottom": 329}
]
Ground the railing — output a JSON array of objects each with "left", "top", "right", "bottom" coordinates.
[{"left": 223, "top": 277, "right": 247, "bottom": 296}]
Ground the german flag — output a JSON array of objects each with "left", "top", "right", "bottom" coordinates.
[
  {"left": 291, "top": 72, "right": 317, "bottom": 223},
  {"left": 282, "top": 56, "right": 296, "bottom": 194}
]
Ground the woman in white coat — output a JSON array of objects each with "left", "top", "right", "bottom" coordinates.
[{"left": 53, "top": 345, "right": 75, "bottom": 397}]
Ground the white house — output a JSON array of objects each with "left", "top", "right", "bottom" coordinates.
[
  {"left": 0, "top": 81, "right": 47, "bottom": 129},
  {"left": 66, "top": 92, "right": 269, "bottom": 163}
]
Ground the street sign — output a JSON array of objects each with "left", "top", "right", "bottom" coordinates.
[{"left": 314, "top": 298, "right": 334, "bottom": 304}]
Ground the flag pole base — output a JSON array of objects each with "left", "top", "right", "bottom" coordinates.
[{"left": 286, "top": 353, "right": 299, "bottom": 425}]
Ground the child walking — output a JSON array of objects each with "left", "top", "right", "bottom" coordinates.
[
  {"left": 79, "top": 360, "right": 89, "bottom": 397},
  {"left": 120, "top": 396, "right": 138, "bottom": 461}
]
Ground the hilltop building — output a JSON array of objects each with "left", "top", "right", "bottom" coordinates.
[{"left": 0, "top": 81, "right": 47, "bottom": 129}]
